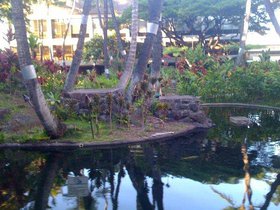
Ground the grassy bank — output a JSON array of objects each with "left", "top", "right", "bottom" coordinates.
[{"left": 0, "top": 92, "right": 189, "bottom": 144}]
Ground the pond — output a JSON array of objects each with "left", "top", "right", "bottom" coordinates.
[{"left": 0, "top": 108, "right": 280, "bottom": 210}]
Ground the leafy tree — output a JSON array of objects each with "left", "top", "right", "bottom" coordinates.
[
  {"left": 161, "top": 0, "right": 271, "bottom": 47},
  {"left": 264, "top": 0, "right": 280, "bottom": 37},
  {"left": 83, "top": 35, "right": 119, "bottom": 63}
]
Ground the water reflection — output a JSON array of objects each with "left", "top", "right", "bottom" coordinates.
[{"left": 0, "top": 108, "right": 280, "bottom": 209}]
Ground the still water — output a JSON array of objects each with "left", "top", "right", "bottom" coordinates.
[{"left": 1, "top": 108, "right": 280, "bottom": 210}]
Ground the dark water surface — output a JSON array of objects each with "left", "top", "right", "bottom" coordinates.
[{"left": 1, "top": 108, "right": 280, "bottom": 210}]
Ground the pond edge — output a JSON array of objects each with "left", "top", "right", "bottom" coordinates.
[{"left": 0, "top": 124, "right": 210, "bottom": 150}]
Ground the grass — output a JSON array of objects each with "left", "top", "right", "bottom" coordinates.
[
  {"left": 0, "top": 90, "right": 191, "bottom": 144},
  {"left": 0, "top": 91, "right": 48, "bottom": 143},
  {"left": 60, "top": 117, "right": 189, "bottom": 143}
]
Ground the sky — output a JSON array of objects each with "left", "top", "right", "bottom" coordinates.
[{"left": 247, "top": 9, "right": 280, "bottom": 46}]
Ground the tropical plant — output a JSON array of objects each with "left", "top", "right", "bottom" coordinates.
[{"left": 28, "top": 34, "right": 40, "bottom": 59}]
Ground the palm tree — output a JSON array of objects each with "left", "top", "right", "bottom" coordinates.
[
  {"left": 117, "top": 0, "right": 138, "bottom": 89},
  {"left": 11, "top": 0, "right": 65, "bottom": 139},
  {"left": 236, "top": 0, "right": 252, "bottom": 66},
  {"left": 264, "top": 0, "right": 280, "bottom": 37},
  {"left": 103, "top": 0, "right": 110, "bottom": 78},
  {"left": 63, "top": 0, "right": 92, "bottom": 92},
  {"left": 97, "top": 0, "right": 110, "bottom": 78},
  {"left": 126, "top": 0, "right": 163, "bottom": 102},
  {"left": 62, "top": 0, "right": 76, "bottom": 67},
  {"left": 108, "top": 0, "right": 126, "bottom": 58},
  {"left": 150, "top": 15, "right": 163, "bottom": 93}
]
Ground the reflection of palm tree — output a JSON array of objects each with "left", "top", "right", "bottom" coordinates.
[
  {"left": 211, "top": 186, "right": 235, "bottom": 207},
  {"left": 34, "top": 154, "right": 62, "bottom": 210},
  {"left": 211, "top": 141, "right": 254, "bottom": 210},
  {"left": 261, "top": 173, "right": 280, "bottom": 210},
  {"left": 125, "top": 152, "right": 154, "bottom": 210},
  {"left": 112, "top": 162, "right": 125, "bottom": 210},
  {"left": 143, "top": 145, "right": 164, "bottom": 210},
  {"left": 241, "top": 143, "right": 254, "bottom": 209}
]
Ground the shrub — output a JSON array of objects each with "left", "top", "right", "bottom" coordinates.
[
  {"left": 175, "top": 56, "right": 280, "bottom": 105},
  {"left": 0, "top": 49, "right": 21, "bottom": 92}
]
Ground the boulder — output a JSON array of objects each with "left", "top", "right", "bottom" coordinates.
[{"left": 229, "top": 116, "right": 251, "bottom": 126}]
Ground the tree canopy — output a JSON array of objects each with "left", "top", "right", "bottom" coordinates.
[
  {"left": 119, "top": 0, "right": 277, "bottom": 46},
  {"left": 162, "top": 0, "right": 273, "bottom": 46}
]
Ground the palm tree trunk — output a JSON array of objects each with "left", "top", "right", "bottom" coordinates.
[
  {"left": 264, "top": 0, "right": 280, "bottom": 37},
  {"left": 126, "top": 0, "right": 163, "bottom": 102},
  {"left": 236, "top": 0, "right": 251, "bottom": 66},
  {"left": 150, "top": 19, "right": 162, "bottom": 89},
  {"left": 62, "top": 0, "right": 76, "bottom": 67},
  {"left": 97, "top": 0, "right": 104, "bottom": 29},
  {"left": 108, "top": 0, "right": 126, "bottom": 58},
  {"left": 117, "top": 0, "right": 138, "bottom": 89},
  {"left": 39, "top": 20, "right": 44, "bottom": 62},
  {"left": 11, "top": 0, "right": 65, "bottom": 139},
  {"left": 103, "top": 0, "right": 110, "bottom": 77},
  {"left": 63, "top": 0, "right": 92, "bottom": 92}
]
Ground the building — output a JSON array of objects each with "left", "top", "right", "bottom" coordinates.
[{"left": 4, "top": 0, "right": 131, "bottom": 62}]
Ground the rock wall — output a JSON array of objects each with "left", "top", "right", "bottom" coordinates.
[
  {"left": 157, "top": 95, "right": 211, "bottom": 126},
  {"left": 63, "top": 88, "right": 126, "bottom": 120},
  {"left": 64, "top": 89, "right": 211, "bottom": 127}
]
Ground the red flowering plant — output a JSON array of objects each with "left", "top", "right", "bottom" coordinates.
[
  {"left": 0, "top": 49, "right": 20, "bottom": 83},
  {"left": 0, "top": 49, "right": 21, "bottom": 93},
  {"left": 190, "top": 60, "right": 208, "bottom": 76},
  {"left": 34, "top": 60, "right": 66, "bottom": 94}
]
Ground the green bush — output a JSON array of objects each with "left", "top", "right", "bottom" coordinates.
[
  {"left": 175, "top": 58, "right": 280, "bottom": 105},
  {"left": 163, "top": 46, "right": 188, "bottom": 57}
]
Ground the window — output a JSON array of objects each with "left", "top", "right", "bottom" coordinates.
[
  {"left": 71, "top": 19, "right": 89, "bottom": 38},
  {"left": 51, "top": 20, "right": 68, "bottom": 38},
  {"left": 53, "top": 45, "right": 73, "bottom": 60},
  {"left": 32, "top": 20, "right": 47, "bottom": 38}
]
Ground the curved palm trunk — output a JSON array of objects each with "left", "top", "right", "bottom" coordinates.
[
  {"left": 126, "top": 0, "right": 163, "bottom": 102},
  {"left": 118, "top": 0, "right": 138, "bottom": 89},
  {"left": 11, "top": 0, "right": 64, "bottom": 139},
  {"left": 108, "top": 0, "right": 126, "bottom": 57},
  {"left": 63, "top": 0, "right": 92, "bottom": 92},
  {"left": 236, "top": 0, "right": 251, "bottom": 66},
  {"left": 264, "top": 0, "right": 280, "bottom": 37}
]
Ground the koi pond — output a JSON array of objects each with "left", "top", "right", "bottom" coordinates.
[{"left": 1, "top": 107, "right": 280, "bottom": 210}]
